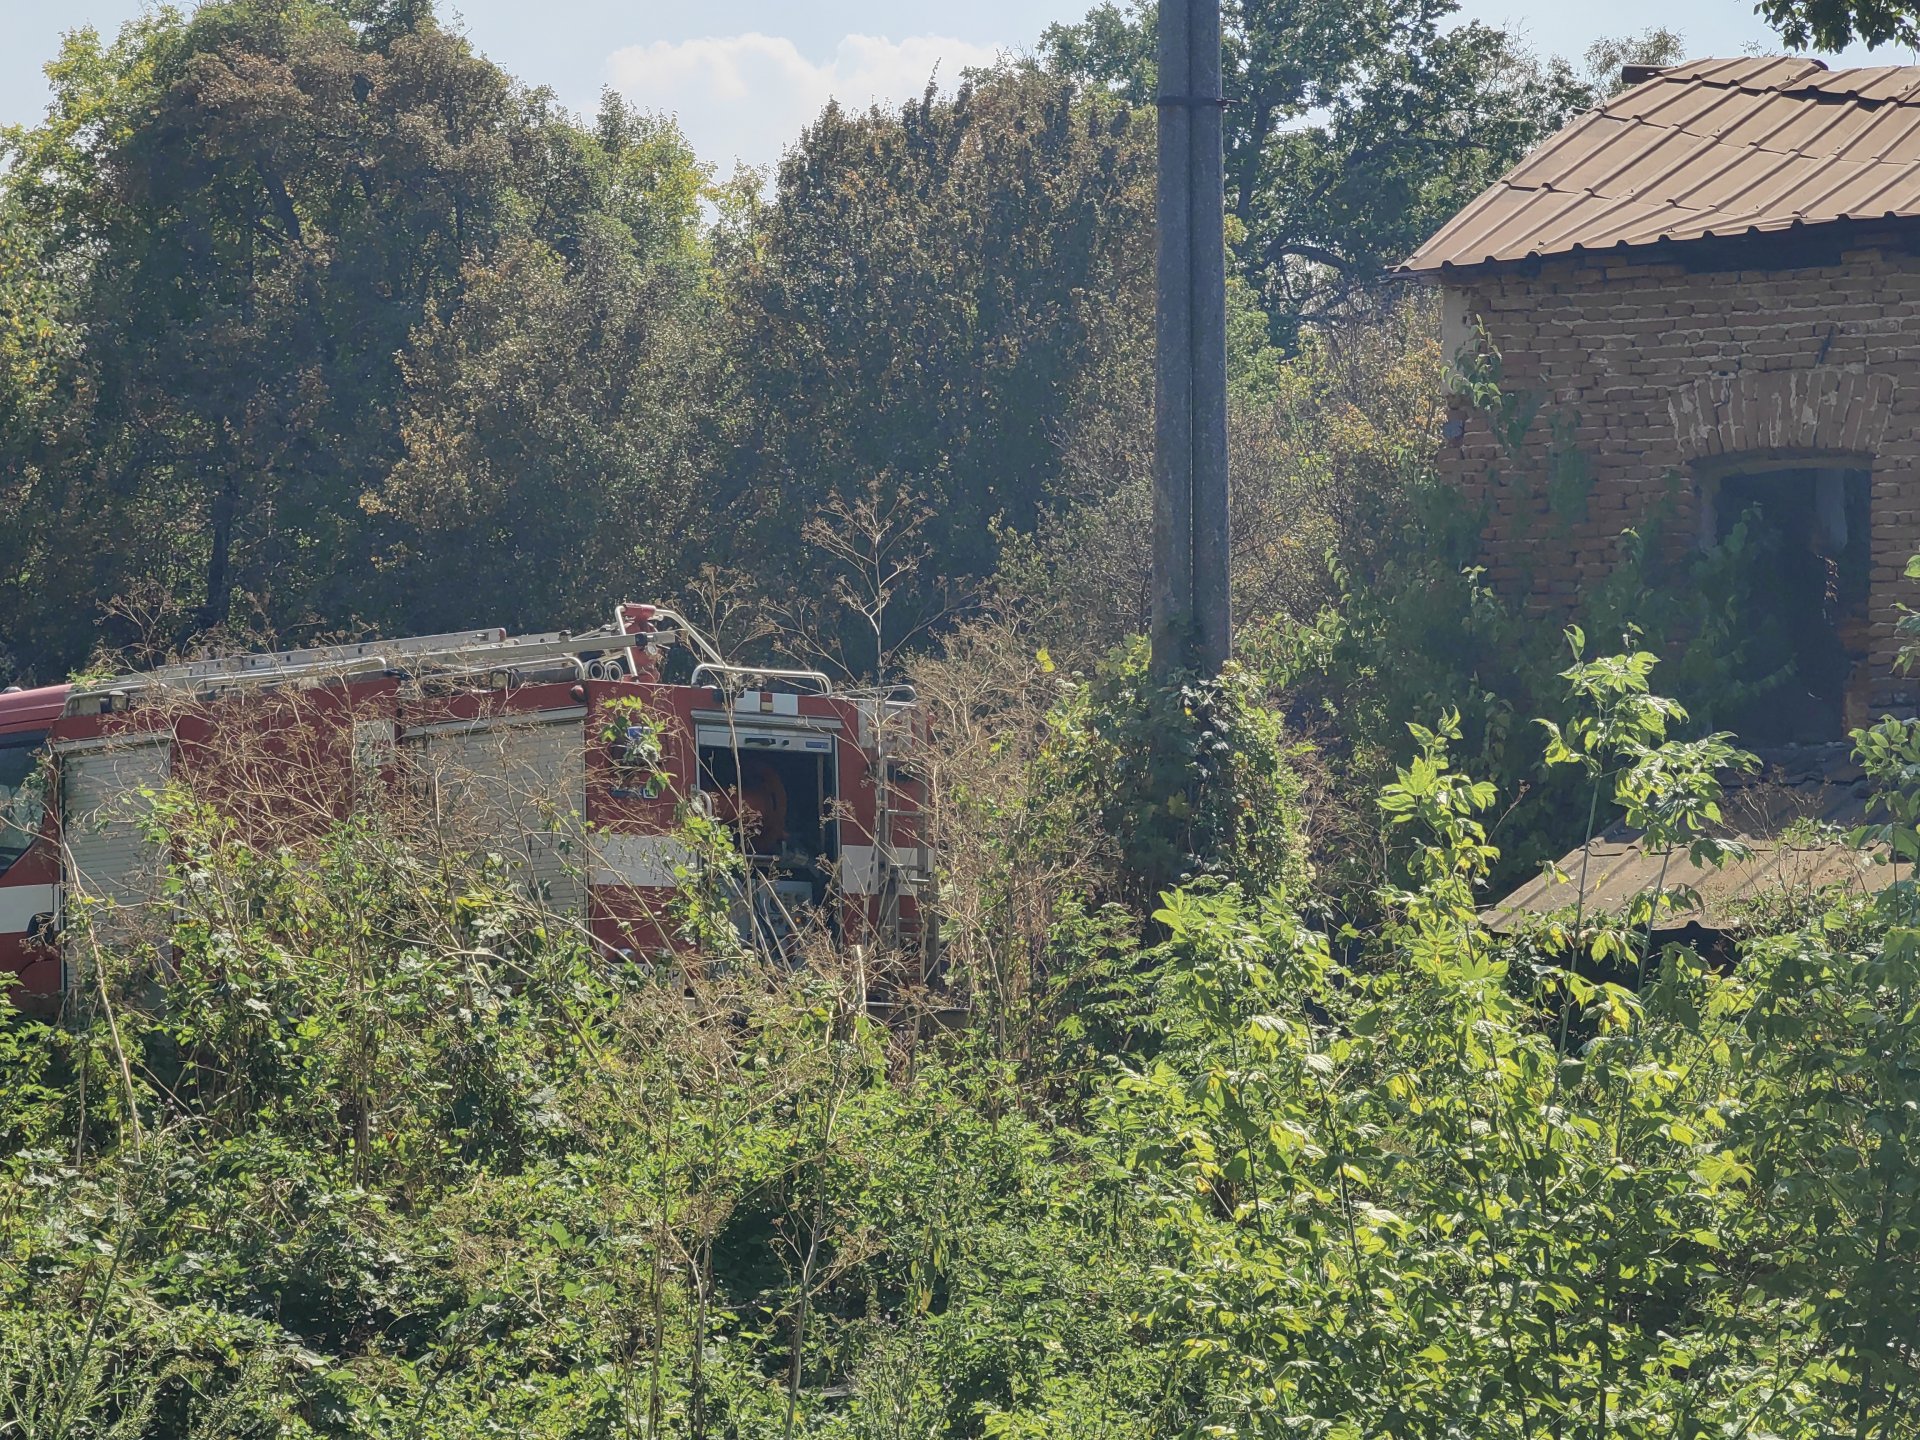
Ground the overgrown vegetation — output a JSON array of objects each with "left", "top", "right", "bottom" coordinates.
[
  {"left": 5, "top": 627, "right": 1918, "bottom": 1435},
  {"left": 6, "top": 0, "right": 1919, "bottom": 1432}
]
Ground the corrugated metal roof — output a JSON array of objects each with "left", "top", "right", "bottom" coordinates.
[
  {"left": 1403, "top": 57, "right": 1920, "bottom": 272},
  {"left": 1483, "top": 746, "right": 1903, "bottom": 933}
]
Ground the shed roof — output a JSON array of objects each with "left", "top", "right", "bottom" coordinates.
[
  {"left": 1403, "top": 57, "right": 1920, "bottom": 273},
  {"left": 1482, "top": 745, "right": 1901, "bottom": 933}
]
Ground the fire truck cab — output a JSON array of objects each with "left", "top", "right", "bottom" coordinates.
[{"left": 0, "top": 606, "right": 932, "bottom": 1006}]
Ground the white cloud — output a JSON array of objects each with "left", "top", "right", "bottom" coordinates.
[{"left": 606, "top": 32, "right": 1004, "bottom": 174}]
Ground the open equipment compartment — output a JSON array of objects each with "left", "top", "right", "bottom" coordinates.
[{"left": 693, "top": 707, "right": 842, "bottom": 955}]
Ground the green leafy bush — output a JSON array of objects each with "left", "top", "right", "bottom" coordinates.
[
  {"left": 2, "top": 639, "right": 1916, "bottom": 1436},
  {"left": 1048, "top": 638, "right": 1312, "bottom": 909}
]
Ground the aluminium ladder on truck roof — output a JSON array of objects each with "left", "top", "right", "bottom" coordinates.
[
  {"left": 60, "top": 605, "right": 851, "bottom": 719},
  {"left": 64, "top": 618, "right": 680, "bottom": 712}
]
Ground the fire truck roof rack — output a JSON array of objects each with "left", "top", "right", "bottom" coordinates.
[
  {"left": 635, "top": 607, "right": 728, "bottom": 669},
  {"left": 58, "top": 607, "right": 750, "bottom": 712},
  {"left": 66, "top": 623, "right": 649, "bottom": 706},
  {"left": 690, "top": 662, "right": 834, "bottom": 697}
]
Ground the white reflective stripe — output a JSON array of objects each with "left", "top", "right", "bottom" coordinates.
[
  {"left": 0, "top": 883, "right": 57, "bottom": 934},
  {"left": 352, "top": 720, "right": 397, "bottom": 771},
  {"left": 887, "top": 843, "right": 931, "bottom": 874},
  {"left": 52, "top": 731, "right": 169, "bottom": 756},
  {"left": 691, "top": 710, "right": 841, "bottom": 732},
  {"left": 833, "top": 844, "right": 928, "bottom": 897},
  {"left": 591, "top": 832, "right": 694, "bottom": 888},
  {"left": 693, "top": 726, "right": 834, "bottom": 753}
]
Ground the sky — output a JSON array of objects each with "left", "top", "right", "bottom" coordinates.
[{"left": 2, "top": 0, "right": 1912, "bottom": 174}]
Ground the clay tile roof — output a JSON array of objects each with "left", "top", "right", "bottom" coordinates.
[{"left": 1402, "top": 57, "right": 1920, "bottom": 273}]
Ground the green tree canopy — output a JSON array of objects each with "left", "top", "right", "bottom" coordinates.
[
  {"left": 1759, "top": 0, "right": 1920, "bottom": 47},
  {"left": 0, "top": 0, "right": 707, "bottom": 678},
  {"left": 708, "top": 68, "right": 1157, "bottom": 669},
  {"left": 1040, "top": 0, "right": 1591, "bottom": 337}
]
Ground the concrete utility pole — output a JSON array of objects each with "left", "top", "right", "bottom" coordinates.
[{"left": 1150, "top": 0, "right": 1232, "bottom": 679}]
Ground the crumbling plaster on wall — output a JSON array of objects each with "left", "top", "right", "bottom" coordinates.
[{"left": 1668, "top": 368, "right": 1896, "bottom": 460}]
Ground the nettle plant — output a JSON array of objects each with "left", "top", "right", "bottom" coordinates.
[{"left": 1537, "top": 627, "right": 1755, "bottom": 970}]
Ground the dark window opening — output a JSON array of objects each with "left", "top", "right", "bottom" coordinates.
[
  {"left": 698, "top": 740, "right": 839, "bottom": 952},
  {"left": 1709, "top": 465, "right": 1870, "bottom": 744},
  {"left": 0, "top": 733, "right": 48, "bottom": 875}
]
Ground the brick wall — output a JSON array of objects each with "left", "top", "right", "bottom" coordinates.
[{"left": 1436, "top": 233, "right": 1920, "bottom": 725}]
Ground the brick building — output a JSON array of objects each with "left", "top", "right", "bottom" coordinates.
[{"left": 1404, "top": 56, "right": 1920, "bottom": 743}]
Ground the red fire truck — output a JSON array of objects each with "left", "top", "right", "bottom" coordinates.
[{"left": 0, "top": 605, "right": 931, "bottom": 1004}]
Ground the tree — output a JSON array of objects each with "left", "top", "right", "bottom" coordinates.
[
  {"left": 709, "top": 66, "right": 1156, "bottom": 669},
  {"left": 1759, "top": 0, "right": 1920, "bottom": 48},
  {"left": 998, "top": 297, "right": 1443, "bottom": 666},
  {"left": 0, "top": 1, "right": 709, "bottom": 680},
  {"left": 370, "top": 101, "right": 713, "bottom": 636},
  {"left": 1041, "top": 0, "right": 1590, "bottom": 338},
  {"left": 1584, "top": 27, "right": 1687, "bottom": 95}
]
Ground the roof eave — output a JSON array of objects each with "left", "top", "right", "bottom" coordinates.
[{"left": 1398, "top": 212, "right": 1920, "bottom": 280}]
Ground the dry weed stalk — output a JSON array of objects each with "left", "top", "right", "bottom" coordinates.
[{"left": 908, "top": 611, "right": 1102, "bottom": 1062}]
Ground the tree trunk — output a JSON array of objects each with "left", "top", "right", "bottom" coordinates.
[{"left": 202, "top": 471, "right": 239, "bottom": 630}]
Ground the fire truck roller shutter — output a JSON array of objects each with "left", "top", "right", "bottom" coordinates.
[
  {"left": 409, "top": 709, "right": 587, "bottom": 918},
  {"left": 59, "top": 736, "right": 170, "bottom": 939}
]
